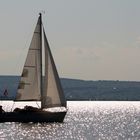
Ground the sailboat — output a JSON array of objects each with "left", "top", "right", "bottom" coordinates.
[{"left": 0, "top": 13, "right": 67, "bottom": 123}]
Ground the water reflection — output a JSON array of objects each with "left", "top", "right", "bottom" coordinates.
[{"left": 0, "top": 101, "right": 140, "bottom": 139}]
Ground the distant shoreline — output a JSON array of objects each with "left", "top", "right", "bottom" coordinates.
[{"left": 0, "top": 76, "right": 140, "bottom": 101}]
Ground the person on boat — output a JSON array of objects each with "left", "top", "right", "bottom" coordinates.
[
  {"left": 0, "top": 105, "right": 5, "bottom": 113},
  {"left": 24, "top": 106, "right": 41, "bottom": 112},
  {"left": 13, "top": 108, "right": 23, "bottom": 112}
]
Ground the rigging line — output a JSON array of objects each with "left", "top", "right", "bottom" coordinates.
[
  {"left": 36, "top": 101, "right": 40, "bottom": 108},
  {"left": 11, "top": 102, "right": 15, "bottom": 112}
]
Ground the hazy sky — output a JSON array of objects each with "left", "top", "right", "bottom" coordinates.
[{"left": 0, "top": 0, "right": 140, "bottom": 81}]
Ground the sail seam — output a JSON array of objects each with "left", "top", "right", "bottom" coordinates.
[
  {"left": 21, "top": 83, "right": 31, "bottom": 85},
  {"left": 24, "top": 65, "right": 36, "bottom": 68},
  {"left": 29, "top": 48, "right": 40, "bottom": 50},
  {"left": 34, "top": 31, "right": 40, "bottom": 34}
]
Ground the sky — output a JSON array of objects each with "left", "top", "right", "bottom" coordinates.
[{"left": 0, "top": 0, "right": 140, "bottom": 81}]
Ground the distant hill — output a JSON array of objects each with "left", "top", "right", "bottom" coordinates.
[
  {"left": 0, "top": 76, "right": 140, "bottom": 101},
  {"left": 61, "top": 79, "right": 140, "bottom": 101}
]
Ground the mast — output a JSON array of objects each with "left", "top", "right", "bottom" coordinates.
[{"left": 39, "top": 13, "right": 43, "bottom": 109}]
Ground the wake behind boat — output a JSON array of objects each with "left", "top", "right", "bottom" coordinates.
[{"left": 0, "top": 13, "right": 67, "bottom": 123}]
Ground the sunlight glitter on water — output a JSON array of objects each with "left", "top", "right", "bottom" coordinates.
[
  {"left": 0, "top": 101, "right": 140, "bottom": 140},
  {"left": 67, "top": 101, "right": 139, "bottom": 140},
  {"left": 66, "top": 101, "right": 140, "bottom": 139}
]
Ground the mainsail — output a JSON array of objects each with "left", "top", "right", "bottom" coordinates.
[
  {"left": 16, "top": 17, "right": 41, "bottom": 101},
  {"left": 42, "top": 29, "right": 66, "bottom": 108}
]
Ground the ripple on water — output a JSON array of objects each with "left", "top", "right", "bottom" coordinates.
[{"left": 0, "top": 101, "right": 140, "bottom": 140}]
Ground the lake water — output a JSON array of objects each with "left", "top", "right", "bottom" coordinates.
[{"left": 0, "top": 101, "right": 140, "bottom": 140}]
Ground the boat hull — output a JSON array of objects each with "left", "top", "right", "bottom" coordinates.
[{"left": 0, "top": 111, "right": 67, "bottom": 123}]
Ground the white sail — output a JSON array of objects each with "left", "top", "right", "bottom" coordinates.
[
  {"left": 15, "top": 17, "right": 41, "bottom": 101},
  {"left": 42, "top": 29, "right": 66, "bottom": 108}
]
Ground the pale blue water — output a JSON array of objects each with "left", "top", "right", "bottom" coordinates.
[{"left": 0, "top": 101, "right": 140, "bottom": 140}]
